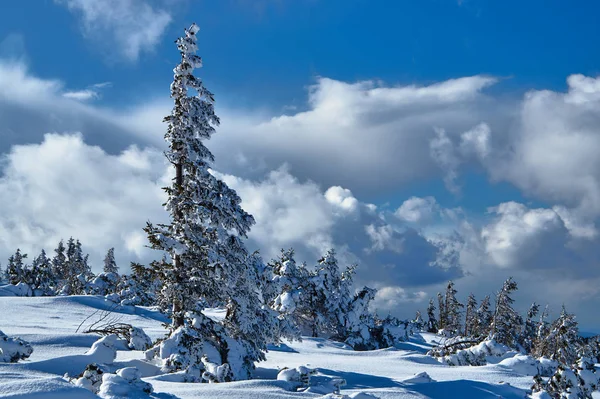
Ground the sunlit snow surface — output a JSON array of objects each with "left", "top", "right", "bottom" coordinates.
[{"left": 0, "top": 296, "right": 596, "bottom": 398}]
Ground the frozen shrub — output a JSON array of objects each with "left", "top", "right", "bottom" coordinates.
[{"left": 0, "top": 330, "right": 33, "bottom": 362}]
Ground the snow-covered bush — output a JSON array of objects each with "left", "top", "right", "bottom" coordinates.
[
  {"left": 127, "top": 327, "right": 152, "bottom": 351},
  {"left": 145, "top": 312, "right": 257, "bottom": 382},
  {"left": 435, "top": 339, "right": 514, "bottom": 366},
  {"left": 98, "top": 367, "right": 153, "bottom": 399},
  {"left": 277, "top": 365, "right": 316, "bottom": 390},
  {"left": 532, "top": 356, "right": 600, "bottom": 399},
  {"left": 87, "top": 272, "right": 119, "bottom": 296},
  {"left": 72, "top": 363, "right": 106, "bottom": 394},
  {"left": 0, "top": 330, "right": 33, "bottom": 362},
  {"left": 87, "top": 334, "right": 118, "bottom": 365}
]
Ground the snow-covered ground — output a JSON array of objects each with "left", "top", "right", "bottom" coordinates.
[{"left": 0, "top": 296, "right": 586, "bottom": 398}]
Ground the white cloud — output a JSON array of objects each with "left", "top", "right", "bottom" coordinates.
[
  {"left": 395, "top": 196, "right": 438, "bottom": 224},
  {"left": 62, "top": 82, "right": 111, "bottom": 101},
  {"left": 430, "top": 127, "right": 461, "bottom": 194},
  {"left": 0, "top": 133, "right": 169, "bottom": 270},
  {"left": 460, "top": 122, "right": 491, "bottom": 159},
  {"left": 371, "top": 286, "right": 428, "bottom": 310},
  {"left": 481, "top": 74, "right": 600, "bottom": 218},
  {"left": 481, "top": 202, "right": 568, "bottom": 269},
  {"left": 208, "top": 75, "right": 499, "bottom": 195},
  {"left": 63, "top": 89, "right": 98, "bottom": 101},
  {"left": 55, "top": 0, "right": 172, "bottom": 62}
]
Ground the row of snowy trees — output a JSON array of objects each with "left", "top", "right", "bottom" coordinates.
[
  {"left": 0, "top": 242, "right": 162, "bottom": 307},
  {"left": 425, "top": 278, "right": 600, "bottom": 398},
  {"left": 1, "top": 239, "right": 93, "bottom": 296}
]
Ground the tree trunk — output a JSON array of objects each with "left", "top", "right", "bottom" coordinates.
[{"left": 172, "top": 162, "right": 184, "bottom": 328}]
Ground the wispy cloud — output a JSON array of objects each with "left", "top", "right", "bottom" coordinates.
[
  {"left": 62, "top": 82, "right": 111, "bottom": 101},
  {"left": 55, "top": 0, "right": 172, "bottom": 62}
]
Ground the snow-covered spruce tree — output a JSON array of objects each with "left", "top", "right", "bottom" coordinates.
[
  {"left": 437, "top": 292, "right": 446, "bottom": 332},
  {"left": 313, "top": 249, "right": 356, "bottom": 339},
  {"left": 103, "top": 248, "right": 119, "bottom": 274},
  {"left": 534, "top": 306, "right": 581, "bottom": 367},
  {"left": 489, "top": 277, "right": 522, "bottom": 347},
  {"left": 52, "top": 240, "right": 67, "bottom": 285},
  {"left": 535, "top": 357, "right": 599, "bottom": 399},
  {"left": 344, "top": 286, "right": 377, "bottom": 350},
  {"left": 116, "top": 262, "right": 161, "bottom": 306},
  {"left": 29, "top": 250, "right": 55, "bottom": 296},
  {"left": 63, "top": 238, "right": 93, "bottom": 295},
  {"left": 464, "top": 293, "right": 477, "bottom": 337},
  {"left": 143, "top": 24, "right": 278, "bottom": 381},
  {"left": 88, "top": 247, "right": 120, "bottom": 297},
  {"left": 5, "top": 249, "right": 27, "bottom": 285},
  {"left": 443, "top": 281, "right": 463, "bottom": 336},
  {"left": 426, "top": 298, "right": 438, "bottom": 333},
  {"left": 472, "top": 295, "right": 492, "bottom": 338},
  {"left": 265, "top": 248, "right": 307, "bottom": 339},
  {"left": 519, "top": 302, "right": 540, "bottom": 353}
]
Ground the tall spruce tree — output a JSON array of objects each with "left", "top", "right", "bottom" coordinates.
[
  {"left": 426, "top": 298, "right": 438, "bottom": 333},
  {"left": 490, "top": 277, "right": 522, "bottom": 347},
  {"left": 6, "top": 249, "right": 27, "bottom": 285},
  {"left": 103, "top": 248, "right": 119, "bottom": 274},
  {"left": 144, "top": 23, "right": 255, "bottom": 327},
  {"left": 437, "top": 292, "right": 446, "bottom": 331},
  {"left": 143, "top": 24, "right": 277, "bottom": 381},
  {"left": 444, "top": 281, "right": 463, "bottom": 335},
  {"left": 464, "top": 293, "right": 477, "bottom": 337},
  {"left": 473, "top": 295, "right": 492, "bottom": 338}
]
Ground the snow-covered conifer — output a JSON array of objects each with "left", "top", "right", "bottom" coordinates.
[
  {"left": 534, "top": 306, "right": 580, "bottom": 367},
  {"left": 464, "top": 293, "right": 477, "bottom": 337},
  {"left": 5, "top": 249, "right": 27, "bottom": 285},
  {"left": 520, "top": 302, "right": 540, "bottom": 353},
  {"left": 443, "top": 281, "right": 463, "bottom": 336},
  {"left": 489, "top": 277, "right": 522, "bottom": 347},
  {"left": 426, "top": 298, "right": 438, "bottom": 333},
  {"left": 314, "top": 249, "right": 355, "bottom": 338},
  {"left": 52, "top": 240, "right": 67, "bottom": 283},
  {"left": 437, "top": 292, "right": 446, "bottom": 331},
  {"left": 473, "top": 295, "right": 492, "bottom": 338},
  {"left": 143, "top": 24, "right": 278, "bottom": 380},
  {"left": 344, "top": 287, "right": 377, "bottom": 350},
  {"left": 103, "top": 248, "right": 119, "bottom": 274},
  {"left": 30, "top": 249, "right": 55, "bottom": 296}
]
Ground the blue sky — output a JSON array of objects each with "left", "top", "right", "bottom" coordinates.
[
  {"left": 3, "top": 0, "right": 599, "bottom": 108},
  {"left": 3, "top": 0, "right": 596, "bottom": 209},
  {"left": 1, "top": 0, "right": 600, "bottom": 328}
]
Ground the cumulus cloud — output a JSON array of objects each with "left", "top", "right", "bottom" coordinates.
[
  {"left": 0, "top": 133, "right": 169, "bottom": 270},
  {"left": 55, "top": 0, "right": 172, "bottom": 62},
  {"left": 395, "top": 196, "right": 438, "bottom": 224},
  {"left": 481, "top": 75, "right": 600, "bottom": 218},
  {"left": 209, "top": 76, "right": 499, "bottom": 196},
  {"left": 481, "top": 202, "right": 569, "bottom": 269}
]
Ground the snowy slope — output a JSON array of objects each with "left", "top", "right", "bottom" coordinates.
[{"left": 0, "top": 296, "right": 577, "bottom": 398}]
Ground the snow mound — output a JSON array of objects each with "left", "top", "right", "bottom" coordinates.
[
  {"left": 0, "top": 329, "right": 33, "bottom": 362},
  {"left": 402, "top": 371, "right": 434, "bottom": 384},
  {"left": 128, "top": 327, "right": 152, "bottom": 351},
  {"left": 319, "top": 394, "right": 379, "bottom": 399},
  {"left": 303, "top": 375, "right": 346, "bottom": 394},
  {"left": 438, "top": 339, "right": 514, "bottom": 366},
  {"left": 0, "top": 283, "right": 32, "bottom": 297},
  {"left": 498, "top": 354, "right": 557, "bottom": 377},
  {"left": 97, "top": 367, "right": 153, "bottom": 399},
  {"left": 86, "top": 334, "right": 118, "bottom": 365},
  {"left": 277, "top": 365, "right": 316, "bottom": 390}
]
